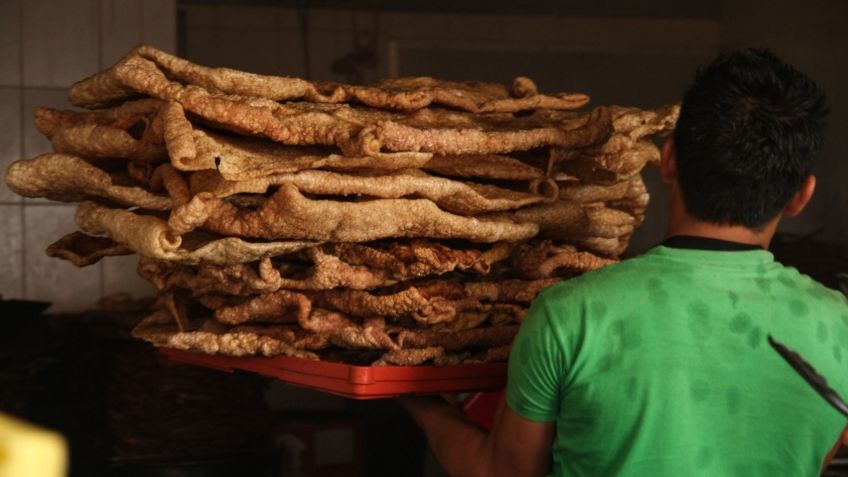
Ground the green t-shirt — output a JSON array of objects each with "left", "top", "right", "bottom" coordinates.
[{"left": 507, "top": 245, "right": 848, "bottom": 476}]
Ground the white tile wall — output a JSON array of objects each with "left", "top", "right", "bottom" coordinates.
[
  {"left": 24, "top": 205, "right": 102, "bottom": 312},
  {"left": 0, "top": 0, "right": 21, "bottom": 87},
  {"left": 217, "top": 5, "right": 277, "bottom": 30},
  {"left": 21, "top": 88, "right": 74, "bottom": 204},
  {"left": 276, "top": 29, "right": 307, "bottom": 78},
  {"left": 0, "top": 88, "right": 21, "bottom": 202},
  {"left": 183, "top": 26, "right": 218, "bottom": 69},
  {"left": 142, "top": 0, "right": 177, "bottom": 53},
  {"left": 0, "top": 204, "right": 24, "bottom": 299},
  {"left": 275, "top": 7, "right": 301, "bottom": 30},
  {"left": 100, "top": 0, "right": 143, "bottom": 69},
  {"left": 215, "top": 28, "right": 279, "bottom": 75},
  {"left": 22, "top": 0, "right": 100, "bottom": 87},
  {"left": 102, "top": 255, "right": 155, "bottom": 299},
  {"left": 21, "top": 88, "right": 73, "bottom": 160},
  {"left": 181, "top": 4, "right": 216, "bottom": 29},
  {"left": 0, "top": 0, "right": 175, "bottom": 307}
]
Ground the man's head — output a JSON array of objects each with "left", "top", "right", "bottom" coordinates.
[{"left": 670, "top": 48, "right": 828, "bottom": 230}]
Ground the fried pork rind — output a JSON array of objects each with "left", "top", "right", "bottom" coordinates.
[
  {"left": 302, "top": 312, "right": 397, "bottom": 350},
  {"left": 172, "top": 123, "right": 433, "bottom": 175},
  {"left": 372, "top": 347, "right": 447, "bottom": 366},
  {"left": 188, "top": 168, "right": 545, "bottom": 215},
  {"left": 558, "top": 175, "right": 646, "bottom": 204},
  {"left": 35, "top": 100, "right": 168, "bottom": 162},
  {"left": 328, "top": 241, "right": 489, "bottom": 277},
  {"left": 161, "top": 101, "right": 427, "bottom": 176},
  {"left": 132, "top": 310, "right": 319, "bottom": 359},
  {"left": 214, "top": 289, "right": 311, "bottom": 326},
  {"left": 395, "top": 325, "right": 519, "bottom": 351},
  {"left": 138, "top": 252, "right": 390, "bottom": 296},
  {"left": 554, "top": 135, "right": 660, "bottom": 185},
  {"left": 551, "top": 104, "right": 679, "bottom": 185},
  {"left": 70, "top": 45, "right": 589, "bottom": 113},
  {"left": 34, "top": 99, "right": 165, "bottom": 133},
  {"left": 310, "top": 278, "right": 551, "bottom": 325},
  {"left": 509, "top": 240, "right": 618, "bottom": 279},
  {"left": 183, "top": 277, "right": 544, "bottom": 330},
  {"left": 511, "top": 200, "right": 635, "bottom": 244},
  {"left": 610, "top": 104, "right": 680, "bottom": 140},
  {"left": 46, "top": 231, "right": 132, "bottom": 267},
  {"left": 167, "top": 185, "right": 539, "bottom": 243},
  {"left": 5, "top": 154, "right": 172, "bottom": 210},
  {"left": 462, "top": 279, "right": 560, "bottom": 304},
  {"left": 138, "top": 241, "right": 491, "bottom": 295},
  {"left": 69, "top": 54, "right": 609, "bottom": 156},
  {"left": 4, "top": 44, "right": 681, "bottom": 368},
  {"left": 607, "top": 177, "right": 650, "bottom": 224},
  {"left": 75, "top": 201, "right": 317, "bottom": 265},
  {"left": 311, "top": 286, "right": 479, "bottom": 325},
  {"left": 421, "top": 154, "right": 545, "bottom": 181},
  {"left": 376, "top": 106, "right": 613, "bottom": 155}
]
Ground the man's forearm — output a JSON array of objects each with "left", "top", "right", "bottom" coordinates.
[{"left": 398, "top": 396, "right": 492, "bottom": 477}]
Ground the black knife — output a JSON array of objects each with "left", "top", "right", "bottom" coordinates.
[{"left": 768, "top": 334, "right": 848, "bottom": 418}]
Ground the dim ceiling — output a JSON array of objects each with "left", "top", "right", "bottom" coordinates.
[{"left": 178, "top": 0, "right": 721, "bottom": 19}]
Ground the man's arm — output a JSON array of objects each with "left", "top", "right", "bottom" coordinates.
[
  {"left": 398, "top": 395, "right": 554, "bottom": 477},
  {"left": 822, "top": 426, "right": 848, "bottom": 472}
]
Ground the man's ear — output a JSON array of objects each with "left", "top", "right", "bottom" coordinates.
[
  {"left": 660, "top": 137, "right": 677, "bottom": 185},
  {"left": 783, "top": 175, "right": 816, "bottom": 217}
]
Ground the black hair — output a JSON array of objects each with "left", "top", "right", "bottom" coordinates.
[{"left": 673, "top": 48, "right": 828, "bottom": 229}]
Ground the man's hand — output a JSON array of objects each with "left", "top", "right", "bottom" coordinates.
[{"left": 398, "top": 394, "right": 554, "bottom": 477}]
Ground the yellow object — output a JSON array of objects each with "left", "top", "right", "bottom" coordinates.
[{"left": 0, "top": 414, "right": 67, "bottom": 477}]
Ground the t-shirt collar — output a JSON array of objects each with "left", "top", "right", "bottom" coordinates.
[{"left": 661, "top": 235, "right": 763, "bottom": 252}]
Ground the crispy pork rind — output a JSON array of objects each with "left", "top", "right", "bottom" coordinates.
[
  {"left": 46, "top": 231, "right": 132, "bottom": 267},
  {"left": 372, "top": 347, "right": 447, "bottom": 366},
  {"left": 158, "top": 100, "right": 435, "bottom": 176},
  {"left": 511, "top": 200, "right": 636, "bottom": 248},
  {"left": 170, "top": 121, "right": 433, "bottom": 175},
  {"left": 214, "top": 289, "right": 312, "bottom": 326},
  {"left": 131, "top": 310, "right": 319, "bottom": 359},
  {"left": 558, "top": 175, "right": 646, "bottom": 204},
  {"left": 551, "top": 104, "right": 679, "bottom": 184},
  {"left": 69, "top": 55, "right": 610, "bottom": 156},
  {"left": 70, "top": 45, "right": 589, "bottom": 113},
  {"left": 188, "top": 168, "right": 546, "bottom": 215},
  {"left": 375, "top": 106, "right": 613, "bottom": 156},
  {"left": 75, "top": 201, "right": 317, "bottom": 265},
  {"left": 175, "top": 278, "right": 547, "bottom": 330},
  {"left": 137, "top": 241, "right": 492, "bottom": 295},
  {"left": 4, "top": 44, "right": 685, "bottom": 367},
  {"left": 553, "top": 135, "right": 660, "bottom": 185},
  {"left": 5, "top": 154, "right": 172, "bottom": 210},
  {"left": 421, "top": 154, "right": 545, "bottom": 181},
  {"left": 371, "top": 328, "right": 520, "bottom": 365},
  {"left": 509, "top": 240, "right": 618, "bottom": 279},
  {"left": 395, "top": 325, "right": 519, "bottom": 351},
  {"left": 167, "top": 185, "right": 539, "bottom": 243},
  {"left": 35, "top": 100, "right": 168, "bottom": 162},
  {"left": 310, "top": 278, "right": 554, "bottom": 325},
  {"left": 610, "top": 104, "right": 680, "bottom": 140}
]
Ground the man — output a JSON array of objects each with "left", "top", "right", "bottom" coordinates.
[{"left": 400, "top": 49, "right": 848, "bottom": 476}]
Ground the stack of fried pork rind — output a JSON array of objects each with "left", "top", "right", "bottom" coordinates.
[{"left": 5, "top": 45, "right": 677, "bottom": 366}]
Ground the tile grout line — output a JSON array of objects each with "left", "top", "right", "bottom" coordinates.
[
  {"left": 97, "top": 0, "right": 105, "bottom": 300},
  {"left": 18, "top": 0, "right": 26, "bottom": 298},
  {"left": 138, "top": 0, "right": 144, "bottom": 47},
  {"left": 97, "top": 0, "right": 103, "bottom": 72}
]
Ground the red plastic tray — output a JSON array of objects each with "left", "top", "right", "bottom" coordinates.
[{"left": 160, "top": 348, "right": 507, "bottom": 400}]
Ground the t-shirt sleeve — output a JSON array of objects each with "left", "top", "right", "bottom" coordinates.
[{"left": 505, "top": 294, "right": 566, "bottom": 423}]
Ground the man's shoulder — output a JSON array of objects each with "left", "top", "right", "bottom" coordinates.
[
  {"left": 774, "top": 263, "right": 848, "bottom": 311},
  {"left": 538, "top": 252, "right": 657, "bottom": 306}
]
